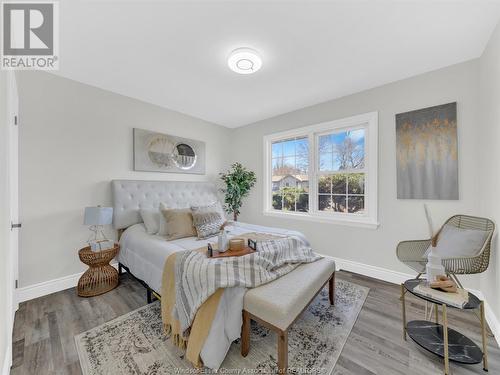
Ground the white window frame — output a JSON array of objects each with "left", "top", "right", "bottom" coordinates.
[{"left": 263, "top": 111, "right": 379, "bottom": 229}]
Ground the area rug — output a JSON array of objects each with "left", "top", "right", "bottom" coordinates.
[{"left": 75, "top": 280, "right": 368, "bottom": 375}]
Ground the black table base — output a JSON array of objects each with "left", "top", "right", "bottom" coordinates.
[{"left": 407, "top": 320, "right": 484, "bottom": 365}]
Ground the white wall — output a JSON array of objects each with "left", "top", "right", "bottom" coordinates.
[
  {"left": 0, "top": 71, "right": 9, "bottom": 375},
  {"left": 17, "top": 71, "right": 232, "bottom": 288},
  {"left": 479, "top": 22, "right": 500, "bottom": 320},
  {"left": 230, "top": 60, "right": 482, "bottom": 290}
]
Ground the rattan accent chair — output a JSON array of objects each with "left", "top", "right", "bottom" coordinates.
[{"left": 397, "top": 215, "right": 495, "bottom": 287}]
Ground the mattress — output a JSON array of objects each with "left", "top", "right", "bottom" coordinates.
[{"left": 118, "top": 223, "right": 213, "bottom": 293}]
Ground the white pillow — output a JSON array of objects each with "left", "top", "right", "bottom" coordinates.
[
  {"left": 423, "top": 224, "right": 489, "bottom": 259},
  {"left": 140, "top": 209, "right": 161, "bottom": 235}
]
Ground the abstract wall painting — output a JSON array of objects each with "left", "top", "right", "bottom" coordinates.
[
  {"left": 133, "top": 128, "right": 206, "bottom": 174},
  {"left": 396, "top": 102, "right": 458, "bottom": 200}
]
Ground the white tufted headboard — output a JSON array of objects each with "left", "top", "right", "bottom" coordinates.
[{"left": 111, "top": 180, "right": 221, "bottom": 230}]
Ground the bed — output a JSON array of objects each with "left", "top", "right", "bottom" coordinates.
[{"left": 111, "top": 179, "right": 309, "bottom": 369}]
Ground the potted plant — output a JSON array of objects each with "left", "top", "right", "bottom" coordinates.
[{"left": 220, "top": 163, "right": 256, "bottom": 221}]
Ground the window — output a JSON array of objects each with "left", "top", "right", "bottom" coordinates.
[
  {"left": 263, "top": 112, "right": 378, "bottom": 228},
  {"left": 317, "top": 129, "right": 365, "bottom": 214},
  {"left": 271, "top": 137, "right": 309, "bottom": 212}
]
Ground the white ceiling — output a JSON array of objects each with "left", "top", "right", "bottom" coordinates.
[{"left": 55, "top": 0, "right": 500, "bottom": 128}]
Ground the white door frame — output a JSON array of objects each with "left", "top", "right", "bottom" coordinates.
[
  {"left": 3, "top": 71, "right": 19, "bottom": 375},
  {"left": 8, "top": 72, "right": 19, "bottom": 314}
]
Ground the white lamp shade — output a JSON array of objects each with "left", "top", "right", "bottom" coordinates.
[{"left": 84, "top": 206, "right": 113, "bottom": 225}]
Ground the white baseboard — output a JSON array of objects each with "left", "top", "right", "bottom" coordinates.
[
  {"left": 332, "top": 256, "right": 414, "bottom": 284},
  {"left": 16, "top": 262, "right": 120, "bottom": 304},
  {"left": 331, "top": 256, "right": 500, "bottom": 346}
]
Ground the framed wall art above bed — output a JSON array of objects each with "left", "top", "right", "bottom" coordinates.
[{"left": 133, "top": 128, "right": 206, "bottom": 174}]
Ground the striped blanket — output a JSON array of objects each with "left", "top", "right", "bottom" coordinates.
[{"left": 173, "top": 235, "right": 321, "bottom": 336}]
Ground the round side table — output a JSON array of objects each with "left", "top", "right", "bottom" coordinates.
[
  {"left": 401, "top": 279, "right": 487, "bottom": 374},
  {"left": 77, "top": 244, "right": 120, "bottom": 297}
]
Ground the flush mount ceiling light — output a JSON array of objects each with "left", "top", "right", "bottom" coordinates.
[{"left": 227, "top": 48, "right": 262, "bottom": 74}]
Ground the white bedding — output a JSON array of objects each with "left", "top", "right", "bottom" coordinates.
[{"left": 118, "top": 221, "right": 307, "bottom": 369}]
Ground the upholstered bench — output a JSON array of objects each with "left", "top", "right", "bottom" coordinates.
[{"left": 241, "top": 257, "right": 336, "bottom": 373}]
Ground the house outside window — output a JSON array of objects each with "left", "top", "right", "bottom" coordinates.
[{"left": 263, "top": 112, "right": 378, "bottom": 228}]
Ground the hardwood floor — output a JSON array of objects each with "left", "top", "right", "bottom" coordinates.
[{"left": 11, "top": 271, "right": 500, "bottom": 374}]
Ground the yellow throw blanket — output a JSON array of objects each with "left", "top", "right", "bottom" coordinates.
[
  {"left": 161, "top": 250, "right": 223, "bottom": 367},
  {"left": 161, "top": 232, "right": 282, "bottom": 368}
]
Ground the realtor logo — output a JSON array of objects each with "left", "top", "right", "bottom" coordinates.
[{"left": 1, "top": 1, "right": 59, "bottom": 70}]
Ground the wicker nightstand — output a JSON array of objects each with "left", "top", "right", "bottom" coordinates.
[{"left": 77, "top": 244, "right": 120, "bottom": 297}]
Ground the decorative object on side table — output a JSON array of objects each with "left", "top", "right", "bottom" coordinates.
[
  {"left": 220, "top": 162, "right": 256, "bottom": 221},
  {"left": 414, "top": 281, "right": 466, "bottom": 309},
  {"left": 84, "top": 206, "right": 114, "bottom": 251},
  {"left": 401, "top": 279, "right": 488, "bottom": 374},
  {"left": 423, "top": 204, "right": 445, "bottom": 284},
  {"left": 78, "top": 244, "right": 120, "bottom": 297},
  {"left": 429, "top": 275, "right": 457, "bottom": 293}
]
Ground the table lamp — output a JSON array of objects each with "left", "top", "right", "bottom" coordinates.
[{"left": 84, "top": 206, "right": 113, "bottom": 244}]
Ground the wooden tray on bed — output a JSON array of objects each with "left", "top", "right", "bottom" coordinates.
[{"left": 208, "top": 246, "right": 255, "bottom": 258}]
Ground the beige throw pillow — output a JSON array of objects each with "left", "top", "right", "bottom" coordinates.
[{"left": 160, "top": 207, "right": 197, "bottom": 241}]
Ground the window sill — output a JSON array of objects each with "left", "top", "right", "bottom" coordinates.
[{"left": 262, "top": 210, "right": 379, "bottom": 229}]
